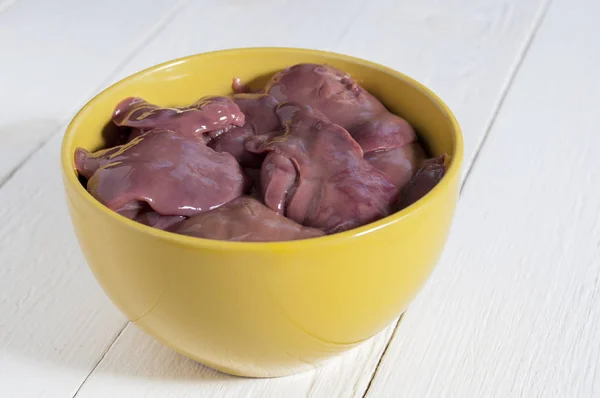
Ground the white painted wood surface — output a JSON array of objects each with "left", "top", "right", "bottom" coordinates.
[
  {"left": 0, "top": 3, "right": 182, "bottom": 397},
  {"left": 0, "top": 0, "right": 184, "bottom": 182},
  {"left": 367, "top": 0, "right": 600, "bottom": 396},
  {"left": 2, "top": 0, "right": 597, "bottom": 396}
]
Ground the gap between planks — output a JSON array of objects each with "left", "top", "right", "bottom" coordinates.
[
  {"left": 61, "top": 3, "right": 194, "bottom": 397},
  {"left": 0, "top": 0, "right": 190, "bottom": 191},
  {"left": 460, "top": 0, "right": 554, "bottom": 195},
  {"left": 359, "top": 315, "right": 403, "bottom": 398},
  {"left": 72, "top": 322, "right": 129, "bottom": 398},
  {"left": 361, "top": 0, "right": 554, "bottom": 396}
]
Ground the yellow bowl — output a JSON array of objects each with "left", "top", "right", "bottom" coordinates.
[{"left": 61, "top": 48, "right": 463, "bottom": 377}]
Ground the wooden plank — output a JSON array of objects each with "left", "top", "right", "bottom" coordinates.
[
  {"left": 0, "top": 133, "right": 128, "bottom": 398},
  {"left": 112, "top": 0, "right": 545, "bottom": 171},
  {"left": 0, "top": 0, "right": 19, "bottom": 15},
  {"left": 0, "top": 0, "right": 184, "bottom": 184},
  {"left": 68, "top": 0, "right": 545, "bottom": 396},
  {"left": 366, "top": 0, "right": 600, "bottom": 396},
  {"left": 73, "top": 324, "right": 395, "bottom": 398},
  {"left": 0, "top": 1, "right": 185, "bottom": 397}
]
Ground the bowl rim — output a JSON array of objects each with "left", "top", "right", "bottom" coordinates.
[{"left": 61, "top": 46, "right": 464, "bottom": 252}]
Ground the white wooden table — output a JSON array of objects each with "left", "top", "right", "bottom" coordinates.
[{"left": 1, "top": 0, "right": 599, "bottom": 396}]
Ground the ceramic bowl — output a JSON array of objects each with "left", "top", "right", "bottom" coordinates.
[{"left": 61, "top": 48, "right": 463, "bottom": 377}]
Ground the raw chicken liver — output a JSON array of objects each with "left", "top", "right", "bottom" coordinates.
[
  {"left": 364, "top": 142, "right": 425, "bottom": 190},
  {"left": 397, "top": 155, "right": 447, "bottom": 210},
  {"left": 74, "top": 63, "right": 447, "bottom": 242},
  {"left": 172, "top": 196, "right": 324, "bottom": 242},
  {"left": 116, "top": 201, "right": 186, "bottom": 231},
  {"left": 112, "top": 96, "right": 245, "bottom": 142},
  {"left": 246, "top": 103, "right": 398, "bottom": 233},
  {"left": 75, "top": 129, "right": 248, "bottom": 217},
  {"left": 209, "top": 93, "right": 280, "bottom": 168},
  {"left": 265, "top": 63, "right": 416, "bottom": 153}
]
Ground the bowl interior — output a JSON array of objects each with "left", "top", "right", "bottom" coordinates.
[{"left": 62, "top": 47, "right": 462, "bottom": 247}]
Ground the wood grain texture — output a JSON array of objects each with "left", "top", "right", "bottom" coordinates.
[
  {"left": 0, "top": 131, "right": 127, "bottom": 398},
  {"left": 112, "top": 0, "right": 545, "bottom": 174},
  {"left": 366, "top": 0, "right": 600, "bottom": 396},
  {"left": 74, "top": 323, "right": 395, "bottom": 398},
  {"left": 0, "top": 1, "right": 183, "bottom": 397},
  {"left": 0, "top": 0, "right": 548, "bottom": 397},
  {"left": 0, "top": 0, "right": 185, "bottom": 184}
]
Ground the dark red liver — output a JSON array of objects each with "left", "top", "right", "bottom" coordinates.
[
  {"left": 209, "top": 93, "right": 280, "bottom": 168},
  {"left": 246, "top": 102, "right": 398, "bottom": 233},
  {"left": 265, "top": 63, "right": 416, "bottom": 153},
  {"left": 172, "top": 196, "right": 324, "bottom": 242},
  {"left": 112, "top": 96, "right": 245, "bottom": 142},
  {"left": 75, "top": 129, "right": 248, "bottom": 217}
]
